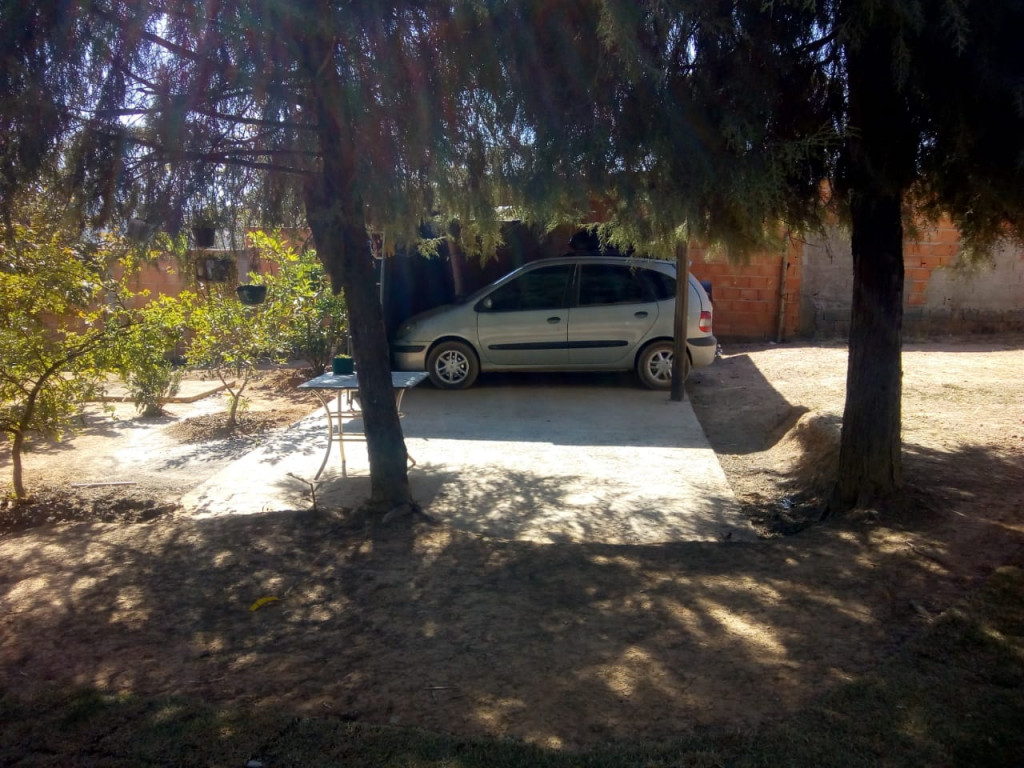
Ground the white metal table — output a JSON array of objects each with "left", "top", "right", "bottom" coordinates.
[{"left": 298, "top": 371, "right": 428, "bottom": 479}]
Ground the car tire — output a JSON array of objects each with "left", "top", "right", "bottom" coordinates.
[
  {"left": 636, "top": 341, "right": 676, "bottom": 389},
  {"left": 427, "top": 340, "right": 479, "bottom": 389}
]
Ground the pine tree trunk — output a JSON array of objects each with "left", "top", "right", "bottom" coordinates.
[
  {"left": 829, "top": 22, "right": 909, "bottom": 514},
  {"left": 831, "top": 193, "right": 904, "bottom": 511},
  {"left": 305, "top": 191, "right": 413, "bottom": 512},
  {"left": 300, "top": 28, "right": 414, "bottom": 513}
]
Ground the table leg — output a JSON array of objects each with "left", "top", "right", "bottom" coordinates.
[
  {"left": 394, "top": 388, "right": 417, "bottom": 469},
  {"left": 309, "top": 384, "right": 415, "bottom": 479},
  {"left": 336, "top": 391, "right": 347, "bottom": 478},
  {"left": 311, "top": 390, "right": 335, "bottom": 480}
]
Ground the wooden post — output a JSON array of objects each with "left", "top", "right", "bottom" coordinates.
[
  {"left": 671, "top": 240, "right": 691, "bottom": 402},
  {"left": 776, "top": 249, "right": 790, "bottom": 343}
]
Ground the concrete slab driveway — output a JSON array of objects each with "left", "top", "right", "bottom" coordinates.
[{"left": 182, "top": 374, "right": 756, "bottom": 544}]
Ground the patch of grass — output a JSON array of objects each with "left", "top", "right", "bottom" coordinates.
[{"left": 4, "top": 568, "right": 1023, "bottom": 766}]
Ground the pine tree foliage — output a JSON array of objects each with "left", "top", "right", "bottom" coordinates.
[
  {"left": 470, "top": 1, "right": 838, "bottom": 258},
  {"left": 816, "top": 0, "right": 1024, "bottom": 250}
]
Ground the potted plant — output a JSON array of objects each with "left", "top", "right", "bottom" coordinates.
[{"left": 332, "top": 354, "right": 354, "bottom": 375}]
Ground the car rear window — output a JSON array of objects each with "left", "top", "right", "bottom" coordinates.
[
  {"left": 578, "top": 264, "right": 649, "bottom": 305},
  {"left": 644, "top": 269, "right": 677, "bottom": 301}
]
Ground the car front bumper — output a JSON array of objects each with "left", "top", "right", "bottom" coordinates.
[{"left": 391, "top": 343, "right": 429, "bottom": 372}]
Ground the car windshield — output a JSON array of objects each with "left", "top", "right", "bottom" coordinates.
[{"left": 461, "top": 265, "right": 532, "bottom": 305}]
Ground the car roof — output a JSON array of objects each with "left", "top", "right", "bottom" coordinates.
[
  {"left": 456, "top": 253, "right": 681, "bottom": 305},
  {"left": 521, "top": 254, "right": 676, "bottom": 271}
]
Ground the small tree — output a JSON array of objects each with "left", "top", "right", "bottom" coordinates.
[
  {"left": 248, "top": 231, "right": 347, "bottom": 374},
  {"left": 0, "top": 194, "right": 130, "bottom": 499},
  {"left": 180, "top": 278, "right": 292, "bottom": 430},
  {"left": 108, "top": 293, "right": 187, "bottom": 417}
]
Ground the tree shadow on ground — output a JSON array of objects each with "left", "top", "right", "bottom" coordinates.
[
  {"left": 6, "top": 440, "right": 1021, "bottom": 752},
  {"left": 687, "top": 353, "right": 809, "bottom": 456},
  {"left": 401, "top": 464, "right": 747, "bottom": 544},
  {"left": 5, "top": 571, "right": 1024, "bottom": 768},
  {"left": 4, "top": 344, "right": 1022, "bottom": 756}
]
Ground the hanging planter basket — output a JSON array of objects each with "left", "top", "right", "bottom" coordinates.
[{"left": 236, "top": 284, "right": 267, "bottom": 305}]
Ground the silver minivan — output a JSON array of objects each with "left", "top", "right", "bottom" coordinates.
[{"left": 391, "top": 255, "right": 716, "bottom": 389}]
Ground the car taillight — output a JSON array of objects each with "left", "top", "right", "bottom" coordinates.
[{"left": 699, "top": 310, "right": 712, "bottom": 333}]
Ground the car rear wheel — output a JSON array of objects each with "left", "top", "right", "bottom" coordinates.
[
  {"left": 637, "top": 341, "right": 675, "bottom": 389},
  {"left": 427, "top": 340, "right": 479, "bottom": 389}
]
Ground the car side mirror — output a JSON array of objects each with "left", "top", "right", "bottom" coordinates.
[{"left": 477, "top": 296, "right": 493, "bottom": 311}]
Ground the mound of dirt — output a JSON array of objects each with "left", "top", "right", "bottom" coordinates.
[
  {"left": 771, "top": 411, "right": 841, "bottom": 492},
  {"left": 164, "top": 411, "right": 293, "bottom": 444},
  {"left": 0, "top": 486, "right": 179, "bottom": 537},
  {"left": 744, "top": 411, "right": 841, "bottom": 534}
]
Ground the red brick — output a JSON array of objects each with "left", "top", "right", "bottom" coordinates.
[
  {"left": 905, "top": 266, "right": 932, "bottom": 282},
  {"left": 703, "top": 263, "right": 733, "bottom": 276},
  {"left": 689, "top": 265, "right": 713, "bottom": 282}
]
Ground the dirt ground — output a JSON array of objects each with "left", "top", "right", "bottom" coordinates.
[{"left": 2, "top": 338, "right": 1023, "bottom": 750}]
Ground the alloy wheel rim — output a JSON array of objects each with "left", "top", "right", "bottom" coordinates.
[
  {"left": 650, "top": 350, "right": 673, "bottom": 382},
  {"left": 437, "top": 351, "right": 468, "bottom": 383}
]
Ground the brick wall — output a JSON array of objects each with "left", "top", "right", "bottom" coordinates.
[
  {"left": 904, "top": 219, "right": 962, "bottom": 309},
  {"left": 688, "top": 239, "right": 803, "bottom": 341}
]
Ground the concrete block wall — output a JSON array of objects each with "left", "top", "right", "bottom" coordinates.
[
  {"left": 798, "top": 230, "right": 853, "bottom": 337},
  {"left": 800, "top": 222, "right": 1024, "bottom": 338},
  {"left": 906, "top": 228, "right": 1024, "bottom": 334}
]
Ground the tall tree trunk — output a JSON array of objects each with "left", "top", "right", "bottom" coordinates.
[
  {"left": 829, "top": 23, "right": 909, "bottom": 514},
  {"left": 301, "top": 30, "right": 414, "bottom": 513},
  {"left": 831, "top": 193, "right": 904, "bottom": 511},
  {"left": 306, "top": 185, "right": 413, "bottom": 511}
]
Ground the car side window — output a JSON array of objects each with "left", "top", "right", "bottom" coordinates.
[
  {"left": 483, "top": 264, "right": 573, "bottom": 312},
  {"left": 578, "top": 264, "right": 652, "bottom": 306},
  {"left": 644, "top": 269, "right": 677, "bottom": 301}
]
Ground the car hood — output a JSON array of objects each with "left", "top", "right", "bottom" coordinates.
[
  {"left": 405, "top": 303, "right": 460, "bottom": 325},
  {"left": 395, "top": 301, "right": 475, "bottom": 339}
]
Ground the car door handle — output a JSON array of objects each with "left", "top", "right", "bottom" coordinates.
[
  {"left": 547, "top": 316, "right": 562, "bottom": 324},
  {"left": 634, "top": 311, "right": 648, "bottom": 318}
]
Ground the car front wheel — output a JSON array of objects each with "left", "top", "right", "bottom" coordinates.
[
  {"left": 636, "top": 341, "right": 675, "bottom": 389},
  {"left": 427, "top": 340, "right": 480, "bottom": 389}
]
